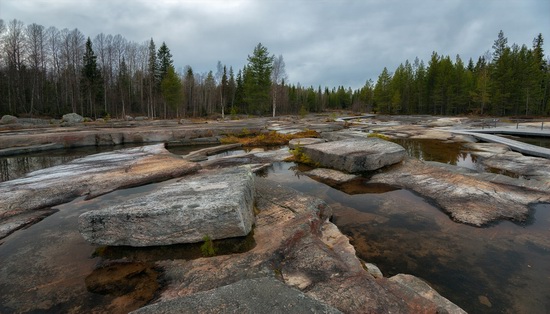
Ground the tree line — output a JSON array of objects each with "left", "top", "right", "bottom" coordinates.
[
  {"left": 0, "top": 19, "right": 548, "bottom": 118},
  {"left": 367, "top": 31, "right": 550, "bottom": 117}
]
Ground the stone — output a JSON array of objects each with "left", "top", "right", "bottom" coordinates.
[
  {"left": 62, "top": 112, "right": 84, "bottom": 123},
  {"left": 288, "top": 137, "right": 326, "bottom": 149},
  {"left": 135, "top": 116, "right": 148, "bottom": 121},
  {"left": 131, "top": 277, "right": 343, "bottom": 314},
  {"left": 305, "top": 168, "right": 358, "bottom": 184},
  {"left": 369, "top": 158, "right": 550, "bottom": 226},
  {"left": 78, "top": 166, "right": 255, "bottom": 246},
  {"left": 364, "top": 262, "right": 384, "bottom": 278},
  {"left": 125, "top": 115, "right": 134, "bottom": 121},
  {"left": 0, "top": 144, "right": 200, "bottom": 223},
  {"left": 301, "top": 138, "right": 406, "bottom": 173},
  {"left": 0, "top": 115, "right": 18, "bottom": 124},
  {"left": 388, "top": 274, "right": 467, "bottom": 314}
]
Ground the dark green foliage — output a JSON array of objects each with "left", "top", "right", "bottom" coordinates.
[
  {"left": 243, "top": 43, "right": 274, "bottom": 115},
  {"left": 81, "top": 37, "right": 103, "bottom": 117}
]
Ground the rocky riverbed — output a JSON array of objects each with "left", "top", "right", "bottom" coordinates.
[{"left": 1, "top": 113, "right": 549, "bottom": 313}]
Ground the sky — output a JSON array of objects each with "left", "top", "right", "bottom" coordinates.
[{"left": 1, "top": 0, "right": 549, "bottom": 89}]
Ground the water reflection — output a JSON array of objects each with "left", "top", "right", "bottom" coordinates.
[
  {"left": 263, "top": 162, "right": 550, "bottom": 314},
  {"left": 392, "top": 138, "right": 480, "bottom": 170}
]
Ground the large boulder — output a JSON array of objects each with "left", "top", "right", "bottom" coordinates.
[
  {"left": 62, "top": 112, "right": 84, "bottom": 124},
  {"left": 0, "top": 115, "right": 18, "bottom": 124},
  {"left": 79, "top": 166, "right": 255, "bottom": 246},
  {"left": 131, "top": 277, "right": 342, "bottom": 314},
  {"left": 301, "top": 138, "right": 406, "bottom": 173}
]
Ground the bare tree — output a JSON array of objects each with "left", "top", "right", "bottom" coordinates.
[
  {"left": 26, "top": 23, "right": 47, "bottom": 116},
  {"left": 271, "top": 54, "right": 287, "bottom": 117},
  {"left": 3, "top": 19, "right": 27, "bottom": 114}
]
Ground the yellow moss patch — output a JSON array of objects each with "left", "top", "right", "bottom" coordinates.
[{"left": 220, "top": 129, "right": 320, "bottom": 147}]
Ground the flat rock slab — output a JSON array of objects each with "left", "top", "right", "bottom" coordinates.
[
  {"left": 305, "top": 168, "right": 358, "bottom": 184},
  {"left": 0, "top": 144, "right": 199, "bottom": 226},
  {"left": 131, "top": 277, "right": 342, "bottom": 314},
  {"left": 288, "top": 137, "right": 326, "bottom": 149},
  {"left": 301, "top": 138, "right": 406, "bottom": 173},
  {"left": 369, "top": 158, "right": 550, "bottom": 226},
  {"left": 79, "top": 166, "right": 255, "bottom": 246}
]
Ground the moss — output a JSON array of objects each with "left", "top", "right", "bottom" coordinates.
[
  {"left": 219, "top": 129, "right": 320, "bottom": 147},
  {"left": 367, "top": 132, "right": 390, "bottom": 141},
  {"left": 200, "top": 235, "right": 217, "bottom": 257},
  {"left": 288, "top": 144, "right": 320, "bottom": 167}
]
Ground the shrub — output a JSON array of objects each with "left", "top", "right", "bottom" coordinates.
[{"left": 200, "top": 235, "right": 216, "bottom": 257}]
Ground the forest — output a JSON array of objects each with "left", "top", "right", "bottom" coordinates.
[{"left": 0, "top": 18, "right": 548, "bottom": 119}]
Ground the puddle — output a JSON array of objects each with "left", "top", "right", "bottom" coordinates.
[
  {"left": 392, "top": 138, "right": 480, "bottom": 170},
  {"left": 263, "top": 162, "right": 550, "bottom": 314}
]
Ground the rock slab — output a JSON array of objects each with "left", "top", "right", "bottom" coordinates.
[
  {"left": 301, "top": 138, "right": 406, "bottom": 172},
  {"left": 131, "top": 277, "right": 342, "bottom": 314},
  {"left": 79, "top": 166, "right": 255, "bottom": 246}
]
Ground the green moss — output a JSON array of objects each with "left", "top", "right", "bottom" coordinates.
[
  {"left": 200, "top": 235, "right": 217, "bottom": 257},
  {"left": 289, "top": 144, "right": 320, "bottom": 167},
  {"left": 367, "top": 132, "right": 390, "bottom": 141}
]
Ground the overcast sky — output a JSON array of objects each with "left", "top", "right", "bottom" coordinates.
[{"left": 1, "top": 0, "right": 549, "bottom": 89}]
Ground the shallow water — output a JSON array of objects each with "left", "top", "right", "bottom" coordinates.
[
  {"left": 1, "top": 145, "right": 549, "bottom": 313},
  {"left": 392, "top": 138, "right": 480, "bottom": 170},
  {"left": 264, "top": 162, "right": 550, "bottom": 314}
]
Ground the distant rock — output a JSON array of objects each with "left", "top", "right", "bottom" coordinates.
[
  {"left": 79, "top": 166, "right": 255, "bottom": 246},
  {"left": 301, "top": 138, "right": 406, "bottom": 173},
  {"left": 62, "top": 113, "right": 84, "bottom": 124},
  {"left": 125, "top": 115, "right": 134, "bottom": 121},
  {"left": 0, "top": 115, "right": 18, "bottom": 124},
  {"left": 288, "top": 137, "right": 326, "bottom": 149},
  {"left": 135, "top": 116, "right": 148, "bottom": 121},
  {"left": 131, "top": 277, "right": 343, "bottom": 314}
]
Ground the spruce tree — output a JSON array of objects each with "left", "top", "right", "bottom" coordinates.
[
  {"left": 243, "top": 43, "right": 274, "bottom": 114},
  {"left": 81, "top": 37, "right": 102, "bottom": 117}
]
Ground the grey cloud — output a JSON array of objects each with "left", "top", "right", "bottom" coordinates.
[{"left": 1, "top": 0, "right": 548, "bottom": 89}]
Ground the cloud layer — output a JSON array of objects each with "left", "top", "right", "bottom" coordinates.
[{"left": 1, "top": 0, "right": 548, "bottom": 89}]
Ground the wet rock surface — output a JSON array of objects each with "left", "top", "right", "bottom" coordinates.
[
  {"left": 79, "top": 166, "right": 255, "bottom": 246},
  {"left": 369, "top": 158, "right": 550, "bottom": 226},
  {"left": 301, "top": 138, "right": 406, "bottom": 172},
  {"left": 288, "top": 137, "right": 327, "bottom": 149},
  {"left": 0, "top": 144, "right": 199, "bottom": 241},
  {"left": 151, "top": 177, "right": 464, "bottom": 313},
  {"left": 132, "top": 277, "right": 343, "bottom": 314}
]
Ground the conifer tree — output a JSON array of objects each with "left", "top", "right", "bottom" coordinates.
[{"left": 81, "top": 37, "right": 102, "bottom": 117}]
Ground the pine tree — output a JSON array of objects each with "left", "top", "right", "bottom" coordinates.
[
  {"left": 157, "top": 42, "right": 173, "bottom": 83},
  {"left": 244, "top": 43, "right": 274, "bottom": 115},
  {"left": 374, "top": 67, "right": 392, "bottom": 113},
  {"left": 161, "top": 65, "right": 183, "bottom": 115},
  {"left": 81, "top": 37, "right": 102, "bottom": 117}
]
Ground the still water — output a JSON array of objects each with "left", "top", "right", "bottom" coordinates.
[
  {"left": 264, "top": 162, "right": 550, "bottom": 314},
  {"left": 1, "top": 143, "right": 549, "bottom": 313}
]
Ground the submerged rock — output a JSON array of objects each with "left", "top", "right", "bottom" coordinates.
[
  {"left": 301, "top": 138, "right": 406, "bottom": 173},
  {"left": 131, "top": 277, "right": 342, "bottom": 314},
  {"left": 79, "top": 166, "right": 255, "bottom": 246}
]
